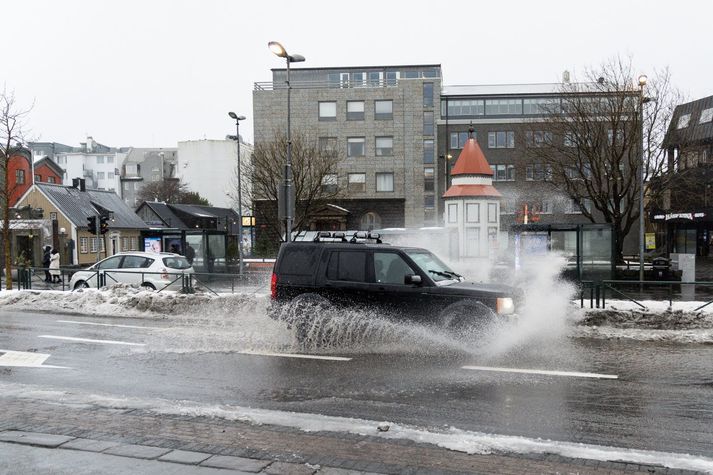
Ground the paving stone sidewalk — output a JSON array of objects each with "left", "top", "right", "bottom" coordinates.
[{"left": 0, "top": 397, "right": 697, "bottom": 475}]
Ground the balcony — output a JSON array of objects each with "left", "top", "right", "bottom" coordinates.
[{"left": 254, "top": 78, "right": 404, "bottom": 91}]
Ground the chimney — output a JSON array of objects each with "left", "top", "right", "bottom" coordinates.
[
  {"left": 562, "top": 70, "right": 571, "bottom": 84},
  {"left": 72, "top": 178, "right": 80, "bottom": 188}
]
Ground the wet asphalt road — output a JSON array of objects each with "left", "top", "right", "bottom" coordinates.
[{"left": 1, "top": 309, "right": 713, "bottom": 459}]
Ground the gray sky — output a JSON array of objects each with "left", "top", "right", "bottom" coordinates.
[{"left": 5, "top": 0, "right": 712, "bottom": 148}]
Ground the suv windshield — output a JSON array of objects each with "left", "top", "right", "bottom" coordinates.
[
  {"left": 405, "top": 250, "right": 460, "bottom": 283},
  {"left": 162, "top": 256, "right": 192, "bottom": 270}
]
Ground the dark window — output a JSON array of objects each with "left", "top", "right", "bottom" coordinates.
[
  {"left": 34, "top": 174, "right": 41, "bottom": 182},
  {"left": 326, "top": 251, "right": 366, "bottom": 282},
  {"left": 15, "top": 169, "right": 25, "bottom": 185},
  {"left": 450, "top": 131, "right": 471, "bottom": 149},
  {"left": 487, "top": 131, "right": 515, "bottom": 149},
  {"left": 424, "top": 167, "right": 434, "bottom": 192},
  {"left": 122, "top": 256, "right": 154, "bottom": 268},
  {"left": 423, "top": 140, "right": 434, "bottom": 164},
  {"left": 423, "top": 83, "right": 434, "bottom": 107},
  {"left": 347, "top": 137, "right": 366, "bottom": 157},
  {"left": 319, "top": 137, "right": 338, "bottom": 156},
  {"left": 279, "top": 244, "right": 321, "bottom": 276},
  {"left": 423, "top": 111, "right": 434, "bottom": 135},
  {"left": 374, "top": 252, "right": 414, "bottom": 285}
]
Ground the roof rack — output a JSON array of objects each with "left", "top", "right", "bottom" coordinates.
[{"left": 310, "top": 230, "right": 383, "bottom": 244}]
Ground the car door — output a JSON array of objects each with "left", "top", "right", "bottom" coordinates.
[
  {"left": 95, "top": 255, "right": 124, "bottom": 286},
  {"left": 120, "top": 255, "right": 155, "bottom": 286},
  {"left": 371, "top": 251, "right": 429, "bottom": 319},
  {"left": 322, "top": 249, "right": 370, "bottom": 308}
]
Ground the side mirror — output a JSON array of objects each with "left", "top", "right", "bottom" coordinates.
[{"left": 405, "top": 274, "right": 422, "bottom": 285}]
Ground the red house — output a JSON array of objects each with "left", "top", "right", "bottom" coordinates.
[{"left": 7, "top": 152, "right": 65, "bottom": 207}]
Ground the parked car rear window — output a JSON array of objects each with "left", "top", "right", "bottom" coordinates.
[
  {"left": 278, "top": 244, "right": 321, "bottom": 276},
  {"left": 122, "top": 256, "right": 154, "bottom": 269},
  {"left": 162, "top": 256, "right": 191, "bottom": 269}
]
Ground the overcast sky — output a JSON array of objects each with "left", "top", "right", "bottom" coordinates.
[{"left": 5, "top": 0, "right": 712, "bottom": 148}]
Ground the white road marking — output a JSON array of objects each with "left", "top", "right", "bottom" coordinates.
[
  {"left": 38, "top": 335, "right": 145, "bottom": 347},
  {"left": 57, "top": 320, "right": 163, "bottom": 330},
  {"left": 462, "top": 365, "right": 618, "bottom": 380},
  {"left": 239, "top": 350, "right": 351, "bottom": 361},
  {"left": 0, "top": 349, "right": 69, "bottom": 369}
]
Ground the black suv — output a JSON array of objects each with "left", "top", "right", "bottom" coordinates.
[{"left": 270, "top": 231, "right": 522, "bottom": 339}]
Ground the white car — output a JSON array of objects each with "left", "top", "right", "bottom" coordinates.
[{"left": 69, "top": 251, "right": 194, "bottom": 291}]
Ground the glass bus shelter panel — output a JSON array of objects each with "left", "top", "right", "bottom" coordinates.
[{"left": 580, "top": 227, "right": 613, "bottom": 281}]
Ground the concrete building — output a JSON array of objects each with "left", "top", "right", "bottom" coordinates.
[
  {"left": 120, "top": 148, "right": 178, "bottom": 208},
  {"left": 176, "top": 138, "right": 253, "bottom": 209},
  {"left": 253, "top": 64, "right": 441, "bottom": 231}
]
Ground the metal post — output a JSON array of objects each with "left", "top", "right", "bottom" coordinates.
[
  {"left": 284, "top": 58, "right": 293, "bottom": 242},
  {"left": 96, "top": 211, "right": 101, "bottom": 264},
  {"left": 638, "top": 86, "right": 645, "bottom": 283},
  {"left": 236, "top": 120, "right": 244, "bottom": 276}
]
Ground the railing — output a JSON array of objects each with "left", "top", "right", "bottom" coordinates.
[
  {"left": 254, "top": 78, "right": 408, "bottom": 91},
  {"left": 580, "top": 280, "right": 713, "bottom": 311}
]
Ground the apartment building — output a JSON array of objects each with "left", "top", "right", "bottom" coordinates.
[
  {"left": 253, "top": 64, "right": 441, "bottom": 231},
  {"left": 120, "top": 147, "right": 178, "bottom": 208}
]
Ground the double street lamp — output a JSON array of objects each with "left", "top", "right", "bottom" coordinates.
[
  {"left": 228, "top": 112, "right": 246, "bottom": 276},
  {"left": 638, "top": 74, "right": 648, "bottom": 283},
  {"left": 268, "top": 41, "right": 305, "bottom": 242}
]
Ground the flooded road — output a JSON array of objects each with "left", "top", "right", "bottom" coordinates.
[{"left": 1, "top": 307, "right": 713, "bottom": 460}]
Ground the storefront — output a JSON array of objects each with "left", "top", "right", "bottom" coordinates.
[{"left": 652, "top": 209, "right": 713, "bottom": 257}]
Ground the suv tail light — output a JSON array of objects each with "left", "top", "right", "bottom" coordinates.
[{"left": 270, "top": 272, "right": 277, "bottom": 300}]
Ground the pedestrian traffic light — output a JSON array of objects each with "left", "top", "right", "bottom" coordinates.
[
  {"left": 87, "top": 216, "right": 97, "bottom": 235},
  {"left": 100, "top": 215, "right": 109, "bottom": 235}
]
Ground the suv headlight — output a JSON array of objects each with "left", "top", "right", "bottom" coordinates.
[{"left": 496, "top": 297, "right": 515, "bottom": 315}]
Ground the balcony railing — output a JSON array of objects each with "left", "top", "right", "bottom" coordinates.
[{"left": 254, "top": 78, "right": 406, "bottom": 91}]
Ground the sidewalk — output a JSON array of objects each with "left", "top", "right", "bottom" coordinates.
[{"left": 0, "top": 398, "right": 691, "bottom": 475}]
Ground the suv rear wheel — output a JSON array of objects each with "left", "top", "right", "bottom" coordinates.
[
  {"left": 438, "top": 300, "right": 497, "bottom": 339},
  {"left": 287, "top": 293, "right": 332, "bottom": 349}
]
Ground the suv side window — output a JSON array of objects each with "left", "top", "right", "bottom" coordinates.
[
  {"left": 374, "top": 252, "right": 414, "bottom": 284},
  {"left": 279, "top": 244, "right": 321, "bottom": 276},
  {"left": 96, "top": 256, "right": 123, "bottom": 270},
  {"left": 326, "top": 251, "right": 366, "bottom": 282},
  {"left": 122, "top": 256, "right": 154, "bottom": 269}
]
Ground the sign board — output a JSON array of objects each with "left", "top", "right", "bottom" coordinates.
[{"left": 645, "top": 233, "right": 656, "bottom": 250}]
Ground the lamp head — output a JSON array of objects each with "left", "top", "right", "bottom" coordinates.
[
  {"left": 228, "top": 111, "right": 238, "bottom": 120},
  {"left": 638, "top": 74, "right": 648, "bottom": 87},
  {"left": 237, "top": 115, "right": 246, "bottom": 121},
  {"left": 268, "top": 41, "right": 287, "bottom": 58},
  {"left": 288, "top": 54, "right": 305, "bottom": 63}
]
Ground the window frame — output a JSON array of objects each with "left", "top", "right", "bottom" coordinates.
[
  {"left": 374, "top": 100, "right": 393, "bottom": 120},
  {"left": 318, "top": 101, "right": 337, "bottom": 121},
  {"left": 375, "top": 172, "right": 394, "bottom": 192},
  {"left": 375, "top": 136, "right": 394, "bottom": 157},
  {"left": 347, "top": 173, "right": 366, "bottom": 192},
  {"left": 347, "top": 137, "right": 366, "bottom": 158},
  {"left": 346, "top": 100, "right": 365, "bottom": 121}
]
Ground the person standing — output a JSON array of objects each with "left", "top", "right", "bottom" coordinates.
[
  {"left": 42, "top": 246, "right": 52, "bottom": 282},
  {"left": 49, "top": 248, "right": 61, "bottom": 283}
]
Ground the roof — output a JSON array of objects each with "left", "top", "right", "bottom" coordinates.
[
  {"left": 271, "top": 63, "right": 442, "bottom": 72},
  {"left": 442, "top": 184, "right": 502, "bottom": 199},
  {"left": 140, "top": 201, "right": 189, "bottom": 229},
  {"left": 663, "top": 95, "right": 713, "bottom": 148},
  {"left": 123, "top": 147, "right": 177, "bottom": 164},
  {"left": 35, "top": 183, "right": 148, "bottom": 229},
  {"left": 450, "top": 136, "right": 493, "bottom": 176},
  {"left": 33, "top": 157, "right": 65, "bottom": 177}
]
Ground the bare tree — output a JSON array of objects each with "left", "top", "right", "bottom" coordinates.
[
  {"left": 1, "top": 89, "right": 32, "bottom": 289},
  {"left": 246, "top": 130, "right": 343, "bottom": 241},
  {"left": 137, "top": 179, "right": 211, "bottom": 206},
  {"left": 521, "top": 56, "right": 682, "bottom": 259}
]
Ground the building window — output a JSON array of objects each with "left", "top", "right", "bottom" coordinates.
[
  {"left": 15, "top": 169, "right": 25, "bottom": 185},
  {"left": 375, "top": 100, "right": 393, "bottom": 120},
  {"left": 351, "top": 72, "right": 366, "bottom": 87},
  {"left": 96, "top": 156, "right": 105, "bottom": 164},
  {"left": 319, "top": 137, "right": 338, "bottom": 156},
  {"left": 423, "top": 111, "right": 434, "bottom": 135},
  {"left": 321, "top": 174, "right": 338, "bottom": 193},
  {"left": 34, "top": 174, "right": 41, "bottom": 182},
  {"left": 122, "top": 237, "right": 129, "bottom": 250},
  {"left": 448, "top": 203, "right": 458, "bottom": 223},
  {"left": 465, "top": 227, "right": 480, "bottom": 256},
  {"left": 466, "top": 203, "right": 480, "bottom": 223},
  {"left": 107, "top": 156, "right": 114, "bottom": 164},
  {"left": 450, "top": 131, "right": 471, "bottom": 149},
  {"left": 319, "top": 101, "right": 337, "bottom": 121},
  {"left": 487, "top": 131, "right": 515, "bottom": 148},
  {"left": 488, "top": 203, "right": 498, "bottom": 222},
  {"left": 348, "top": 173, "right": 366, "bottom": 192},
  {"left": 566, "top": 198, "right": 592, "bottom": 214},
  {"left": 375, "top": 136, "right": 393, "bottom": 157},
  {"left": 700, "top": 108, "right": 713, "bottom": 124},
  {"left": 402, "top": 71, "right": 419, "bottom": 79},
  {"left": 347, "top": 101, "right": 365, "bottom": 120},
  {"left": 485, "top": 99, "right": 522, "bottom": 115},
  {"left": 368, "top": 71, "right": 383, "bottom": 86},
  {"left": 347, "top": 137, "right": 366, "bottom": 157},
  {"left": 445, "top": 99, "right": 484, "bottom": 117},
  {"left": 526, "top": 164, "right": 552, "bottom": 181},
  {"left": 423, "top": 139, "right": 434, "bottom": 164},
  {"left": 375, "top": 172, "right": 394, "bottom": 192},
  {"left": 80, "top": 237, "right": 88, "bottom": 254},
  {"left": 48, "top": 176, "right": 56, "bottom": 184},
  {"left": 90, "top": 237, "right": 99, "bottom": 253},
  {"left": 423, "top": 83, "right": 434, "bottom": 108},
  {"left": 526, "top": 131, "right": 553, "bottom": 147},
  {"left": 677, "top": 113, "right": 691, "bottom": 129},
  {"left": 424, "top": 195, "right": 435, "bottom": 209},
  {"left": 523, "top": 98, "right": 559, "bottom": 115},
  {"left": 130, "top": 237, "right": 137, "bottom": 250},
  {"left": 607, "top": 129, "right": 624, "bottom": 145},
  {"left": 361, "top": 212, "right": 381, "bottom": 231},
  {"left": 424, "top": 167, "right": 434, "bottom": 192},
  {"left": 564, "top": 132, "right": 576, "bottom": 147},
  {"left": 490, "top": 164, "right": 515, "bottom": 181},
  {"left": 108, "top": 172, "right": 115, "bottom": 180}
]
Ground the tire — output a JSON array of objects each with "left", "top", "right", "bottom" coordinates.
[
  {"left": 287, "top": 294, "right": 332, "bottom": 349},
  {"left": 140, "top": 282, "right": 156, "bottom": 291},
  {"left": 438, "top": 300, "right": 497, "bottom": 339},
  {"left": 73, "top": 280, "right": 90, "bottom": 291}
]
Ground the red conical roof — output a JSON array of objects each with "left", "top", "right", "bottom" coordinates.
[{"left": 450, "top": 136, "right": 493, "bottom": 176}]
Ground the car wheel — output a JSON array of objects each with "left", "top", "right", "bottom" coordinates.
[
  {"left": 287, "top": 294, "right": 332, "bottom": 349},
  {"left": 140, "top": 282, "right": 156, "bottom": 291},
  {"left": 73, "top": 281, "right": 90, "bottom": 291},
  {"left": 438, "top": 300, "right": 497, "bottom": 340}
]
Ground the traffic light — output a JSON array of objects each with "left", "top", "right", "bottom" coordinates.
[
  {"left": 86, "top": 216, "right": 97, "bottom": 235},
  {"left": 100, "top": 215, "right": 109, "bottom": 235}
]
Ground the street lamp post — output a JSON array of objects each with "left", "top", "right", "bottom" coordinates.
[
  {"left": 228, "top": 112, "right": 246, "bottom": 276},
  {"left": 269, "top": 41, "right": 305, "bottom": 242},
  {"left": 638, "top": 74, "right": 648, "bottom": 283}
]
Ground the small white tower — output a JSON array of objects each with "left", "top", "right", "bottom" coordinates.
[{"left": 443, "top": 127, "right": 501, "bottom": 258}]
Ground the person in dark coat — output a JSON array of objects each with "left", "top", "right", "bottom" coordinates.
[{"left": 42, "top": 246, "right": 52, "bottom": 282}]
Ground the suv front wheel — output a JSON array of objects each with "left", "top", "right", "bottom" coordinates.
[{"left": 438, "top": 300, "right": 497, "bottom": 339}]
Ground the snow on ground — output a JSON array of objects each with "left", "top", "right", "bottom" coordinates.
[{"left": 2, "top": 381, "right": 712, "bottom": 473}]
